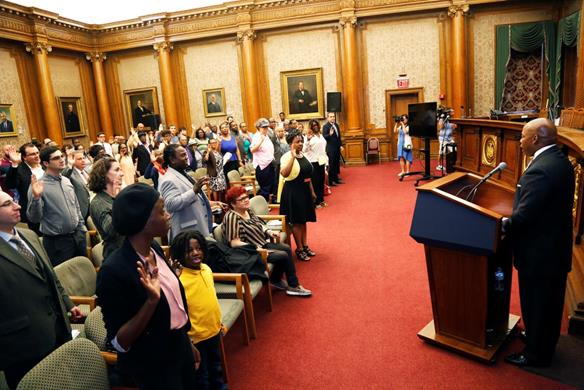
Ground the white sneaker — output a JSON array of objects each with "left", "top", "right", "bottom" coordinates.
[
  {"left": 436, "top": 165, "right": 444, "bottom": 171},
  {"left": 286, "top": 285, "right": 312, "bottom": 297}
]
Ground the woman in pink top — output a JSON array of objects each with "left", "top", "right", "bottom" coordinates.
[{"left": 250, "top": 118, "right": 275, "bottom": 201}]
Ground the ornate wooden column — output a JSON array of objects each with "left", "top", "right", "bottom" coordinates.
[
  {"left": 237, "top": 29, "right": 261, "bottom": 126},
  {"left": 154, "top": 41, "right": 178, "bottom": 127},
  {"left": 339, "top": 14, "right": 365, "bottom": 165},
  {"left": 448, "top": 4, "right": 469, "bottom": 118},
  {"left": 26, "top": 40, "right": 62, "bottom": 145},
  {"left": 86, "top": 52, "right": 113, "bottom": 138}
]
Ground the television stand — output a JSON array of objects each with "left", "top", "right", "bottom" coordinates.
[{"left": 399, "top": 137, "right": 440, "bottom": 186}]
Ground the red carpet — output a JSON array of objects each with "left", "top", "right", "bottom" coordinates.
[{"left": 224, "top": 161, "right": 574, "bottom": 389}]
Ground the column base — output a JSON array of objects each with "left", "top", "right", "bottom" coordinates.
[{"left": 343, "top": 137, "right": 366, "bottom": 166}]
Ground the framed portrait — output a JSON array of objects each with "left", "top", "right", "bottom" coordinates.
[
  {"left": 0, "top": 104, "right": 17, "bottom": 138},
  {"left": 203, "top": 88, "right": 226, "bottom": 117},
  {"left": 124, "top": 87, "right": 160, "bottom": 130},
  {"left": 281, "top": 68, "right": 324, "bottom": 120},
  {"left": 57, "top": 97, "right": 85, "bottom": 138}
]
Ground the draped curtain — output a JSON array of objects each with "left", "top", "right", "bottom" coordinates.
[
  {"left": 554, "top": 11, "right": 581, "bottom": 107},
  {"left": 495, "top": 21, "right": 556, "bottom": 115}
]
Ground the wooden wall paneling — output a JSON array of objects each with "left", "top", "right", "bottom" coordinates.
[
  {"left": 103, "top": 56, "right": 126, "bottom": 136},
  {"left": 77, "top": 57, "right": 99, "bottom": 141},
  {"left": 461, "top": 126, "right": 480, "bottom": 171},
  {"left": 385, "top": 87, "right": 423, "bottom": 160},
  {"left": 170, "top": 46, "right": 192, "bottom": 129},
  {"left": 500, "top": 130, "right": 521, "bottom": 186},
  {"left": 12, "top": 48, "right": 44, "bottom": 140}
]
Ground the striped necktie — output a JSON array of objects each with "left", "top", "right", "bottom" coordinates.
[{"left": 10, "top": 236, "right": 40, "bottom": 272}]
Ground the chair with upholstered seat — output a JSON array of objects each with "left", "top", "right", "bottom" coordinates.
[
  {"left": 54, "top": 256, "right": 97, "bottom": 319},
  {"left": 83, "top": 306, "right": 118, "bottom": 366},
  {"left": 137, "top": 175, "right": 154, "bottom": 186},
  {"left": 249, "top": 195, "right": 289, "bottom": 245},
  {"left": 366, "top": 137, "right": 381, "bottom": 164},
  {"left": 212, "top": 224, "right": 272, "bottom": 339},
  {"left": 227, "top": 170, "right": 257, "bottom": 196},
  {"left": 89, "top": 242, "right": 104, "bottom": 268},
  {"left": 16, "top": 338, "right": 110, "bottom": 390}
]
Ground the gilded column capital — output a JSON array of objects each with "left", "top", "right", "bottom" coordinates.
[
  {"left": 339, "top": 16, "right": 358, "bottom": 28},
  {"left": 447, "top": 4, "right": 470, "bottom": 18},
  {"left": 24, "top": 41, "right": 52, "bottom": 54},
  {"left": 85, "top": 52, "right": 108, "bottom": 63},
  {"left": 236, "top": 29, "right": 256, "bottom": 43},
  {"left": 153, "top": 40, "right": 173, "bottom": 54}
]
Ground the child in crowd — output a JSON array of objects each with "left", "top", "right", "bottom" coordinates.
[{"left": 171, "top": 230, "right": 227, "bottom": 390}]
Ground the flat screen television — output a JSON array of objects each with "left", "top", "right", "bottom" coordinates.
[{"left": 408, "top": 102, "right": 437, "bottom": 138}]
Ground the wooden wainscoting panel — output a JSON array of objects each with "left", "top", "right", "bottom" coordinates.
[
  {"left": 461, "top": 127, "right": 480, "bottom": 171},
  {"left": 344, "top": 137, "right": 365, "bottom": 166},
  {"left": 500, "top": 132, "right": 521, "bottom": 186}
]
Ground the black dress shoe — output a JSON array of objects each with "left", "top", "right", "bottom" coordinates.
[
  {"left": 336, "top": 179, "right": 345, "bottom": 184},
  {"left": 329, "top": 182, "right": 338, "bottom": 187},
  {"left": 504, "top": 353, "right": 549, "bottom": 367},
  {"left": 519, "top": 330, "right": 527, "bottom": 343}
]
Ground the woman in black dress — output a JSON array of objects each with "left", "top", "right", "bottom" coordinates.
[{"left": 280, "top": 129, "right": 317, "bottom": 261}]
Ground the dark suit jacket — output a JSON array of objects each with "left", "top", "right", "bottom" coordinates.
[
  {"left": 323, "top": 122, "right": 342, "bottom": 152},
  {"left": 292, "top": 89, "right": 316, "bottom": 113},
  {"left": 133, "top": 106, "right": 151, "bottom": 128},
  {"left": 63, "top": 168, "right": 90, "bottom": 220},
  {"left": 132, "top": 144, "right": 152, "bottom": 177},
  {"left": 508, "top": 145, "right": 574, "bottom": 277},
  {"left": 65, "top": 112, "right": 80, "bottom": 133},
  {"left": 5, "top": 163, "right": 33, "bottom": 223},
  {"left": 207, "top": 102, "right": 222, "bottom": 113},
  {"left": 0, "top": 228, "right": 73, "bottom": 369},
  {"left": 96, "top": 239, "right": 190, "bottom": 371},
  {"left": 0, "top": 119, "right": 14, "bottom": 133}
]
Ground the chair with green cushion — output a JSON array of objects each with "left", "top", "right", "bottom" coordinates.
[
  {"left": 249, "top": 195, "right": 289, "bottom": 245},
  {"left": 137, "top": 175, "right": 154, "bottom": 186},
  {"left": 90, "top": 242, "right": 104, "bottom": 268},
  {"left": 84, "top": 306, "right": 118, "bottom": 365},
  {"left": 54, "top": 256, "right": 97, "bottom": 315},
  {"left": 16, "top": 338, "right": 109, "bottom": 390},
  {"left": 227, "top": 170, "right": 257, "bottom": 196},
  {"left": 212, "top": 224, "right": 272, "bottom": 339}
]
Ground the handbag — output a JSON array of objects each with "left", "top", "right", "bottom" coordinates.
[{"left": 403, "top": 134, "right": 412, "bottom": 151}]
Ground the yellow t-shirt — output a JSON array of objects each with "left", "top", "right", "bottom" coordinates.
[{"left": 179, "top": 264, "right": 222, "bottom": 343}]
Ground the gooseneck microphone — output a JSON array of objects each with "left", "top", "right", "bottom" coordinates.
[{"left": 465, "top": 162, "right": 507, "bottom": 201}]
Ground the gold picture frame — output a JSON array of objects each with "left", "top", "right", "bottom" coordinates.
[
  {"left": 124, "top": 87, "right": 160, "bottom": 130},
  {"left": 57, "top": 97, "right": 85, "bottom": 139},
  {"left": 281, "top": 68, "right": 324, "bottom": 120},
  {"left": 0, "top": 103, "right": 17, "bottom": 138},
  {"left": 202, "top": 88, "right": 226, "bottom": 117}
]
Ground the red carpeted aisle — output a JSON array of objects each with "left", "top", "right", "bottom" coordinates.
[{"left": 223, "top": 162, "right": 573, "bottom": 389}]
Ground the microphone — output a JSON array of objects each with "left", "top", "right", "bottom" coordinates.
[{"left": 465, "top": 162, "right": 507, "bottom": 201}]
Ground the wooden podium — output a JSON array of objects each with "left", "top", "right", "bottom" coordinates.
[{"left": 410, "top": 172, "right": 520, "bottom": 363}]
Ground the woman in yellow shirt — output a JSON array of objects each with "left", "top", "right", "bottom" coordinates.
[{"left": 171, "top": 230, "right": 226, "bottom": 390}]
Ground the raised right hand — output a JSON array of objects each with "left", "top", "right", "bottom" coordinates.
[
  {"left": 8, "top": 149, "right": 21, "bottom": 165},
  {"left": 30, "top": 174, "right": 44, "bottom": 199},
  {"left": 137, "top": 261, "right": 161, "bottom": 302}
]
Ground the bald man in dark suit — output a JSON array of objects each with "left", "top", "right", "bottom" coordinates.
[{"left": 504, "top": 118, "right": 574, "bottom": 368}]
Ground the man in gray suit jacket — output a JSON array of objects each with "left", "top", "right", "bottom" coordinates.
[
  {"left": 0, "top": 190, "right": 83, "bottom": 389},
  {"left": 158, "top": 144, "right": 226, "bottom": 241},
  {"left": 63, "top": 150, "right": 90, "bottom": 221}
]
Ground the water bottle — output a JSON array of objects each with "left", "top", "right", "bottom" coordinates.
[{"left": 494, "top": 267, "right": 504, "bottom": 292}]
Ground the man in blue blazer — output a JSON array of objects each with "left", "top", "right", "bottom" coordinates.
[
  {"left": 322, "top": 112, "right": 344, "bottom": 185},
  {"left": 504, "top": 118, "right": 574, "bottom": 367}
]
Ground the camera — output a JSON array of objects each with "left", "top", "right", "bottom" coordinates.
[
  {"left": 437, "top": 106, "right": 452, "bottom": 122},
  {"left": 393, "top": 115, "right": 402, "bottom": 123}
]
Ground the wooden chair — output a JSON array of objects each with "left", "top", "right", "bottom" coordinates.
[
  {"left": 54, "top": 256, "right": 97, "bottom": 314},
  {"left": 90, "top": 242, "right": 104, "bottom": 268},
  {"left": 560, "top": 107, "right": 576, "bottom": 128},
  {"left": 227, "top": 170, "right": 257, "bottom": 196},
  {"left": 212, "top": 224, "right": 273, "bottom": 339},
  {"left": 366, "top": 137, "right": 381, "bottom": 164},
  {"left": 249, "top": 195, "right": 289, "bottom": 245}
]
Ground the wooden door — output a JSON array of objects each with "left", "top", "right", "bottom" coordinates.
[{"left": 385, "top": 88, "right": 423, "bottom": 159}]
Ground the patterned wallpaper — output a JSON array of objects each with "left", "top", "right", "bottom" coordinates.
[
  {"left": 117, "top": 52, "right": 165, "bottom": 128},
  {"left": 263, "top": 28, "right": 338, "bottom": 119},
  {"left": 472, "top": 9, "right": 551, "bottom": 117},
  {"left": 0, "top": 48, "right": 29, "bottom": 147},
  {"left": 365, "top": 17, "right": 440, "bottom": 128},
  {"left": 182, "top": 40, "right": 243, "bottom": 126}
]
